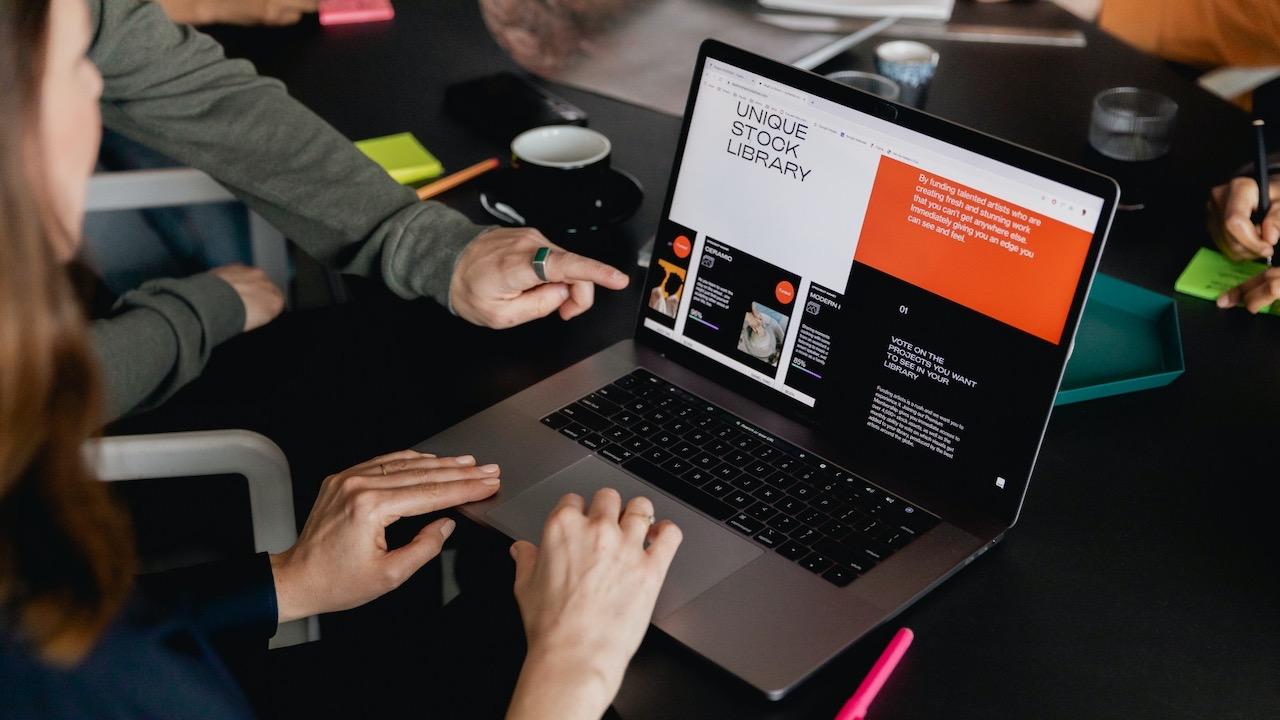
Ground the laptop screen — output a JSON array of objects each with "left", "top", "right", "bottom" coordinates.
[{"left": 638, "top": 47, "right": 1111, "bottom": 520}]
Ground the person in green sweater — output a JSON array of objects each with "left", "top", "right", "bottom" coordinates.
[
  {"left": 3, "top": 1, "right": 681, "bottom": 717},
  {"left": 85, "top": 0, "right": 629, "bottom": 422}
]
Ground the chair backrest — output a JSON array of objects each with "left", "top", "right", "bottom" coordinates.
[
  {"left": 87, "top": 429, "right": 317, "bottom": 648},
  {"left": 86, "top": 168, "right": 290, "bottom": 293}
]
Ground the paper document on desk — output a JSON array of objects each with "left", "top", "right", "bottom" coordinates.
[
  {"left": 1174, "top": 247, "right": 1280, "bottom": 315},
  {"left": 541, "top": 0, "right": 837, "bottom": 116},
  {"left": 757, "top": 0, "right": 953, "bottom": 21},
  {"left": 756, "top": 13, "right": 1087, "bottom": 47}
]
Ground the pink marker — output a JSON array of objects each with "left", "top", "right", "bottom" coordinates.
[
  {"left": 834, "top": 627, "right": 914, "bottom": 720},
  {"left": 318, "top": 0, "right": 394, "bottom": 26}
]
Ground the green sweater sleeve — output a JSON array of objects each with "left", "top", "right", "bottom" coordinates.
[
  {"left": 85, "top": 0, "right": 485, "bottom": 305},
  {"left": 91, "top": 272, "right": 245, "bottom": 420}
]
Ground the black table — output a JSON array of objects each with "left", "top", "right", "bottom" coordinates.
[{"left": 209, "top": 2, "right": 1280, "bottom": 717}]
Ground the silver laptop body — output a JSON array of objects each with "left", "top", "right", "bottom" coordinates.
[{"left": 417, "top": 40, "right": 1117, "bottom": 699}]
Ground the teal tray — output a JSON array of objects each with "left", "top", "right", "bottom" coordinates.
[{"left": 1054, "top": 274, "right": 1184, "bottom": 405}]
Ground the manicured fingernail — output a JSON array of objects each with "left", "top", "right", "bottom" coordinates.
[
  {"left": 1216, "top": 294, "right": 1230, "bottom": 307},
  {"left": 480, "top": 464, "right": 499, "bottom": 473},
  {"left": 440, "top": 518, "right": 456, "bottom": 539},
  {"left": 455, "top": 455, "right": 475, "bottom": 465},
  {"left": 482, "top": 477, "right": 501, "bottom": 486},
  {"left": 509, "top": 544, "right": 518, "bottom": 560},
  {"left": 558, "top": 285, "right": 570, "bottom": 300}
]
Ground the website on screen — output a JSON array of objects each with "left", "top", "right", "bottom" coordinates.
[{"left": 640, "top": 57, "right": 1104, "bottom": 495}]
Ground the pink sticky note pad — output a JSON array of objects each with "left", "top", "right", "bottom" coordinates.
[{"left": 319, "top": 0, "right": 394, "bottom": 25}]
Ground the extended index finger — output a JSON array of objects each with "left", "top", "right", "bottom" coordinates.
[
  {"left": 348, "top": 451, "right": 464, "bottom": 478},
  {"left": 375, "top": 477, "right": 501, "bottom": 522},
  {"left": 542, "top": 247, "right": 629, "bottom": 290},
  {"left": 379, "top": 456, "right": 488, "bottom": 476},
  {"left": 369, "top": 463, "right": 501, "bottom": 489}
]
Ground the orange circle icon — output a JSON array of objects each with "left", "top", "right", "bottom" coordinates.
[
  {"left": 673, "top": 235, "right": 692, "bottom": 259},
  {"left": 775, "top": 280, "right": 795, "bottom": 305}
]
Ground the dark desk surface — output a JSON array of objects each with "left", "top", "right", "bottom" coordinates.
[{"left": 210, "top": 2, "right": 1280, "bottom": 717}]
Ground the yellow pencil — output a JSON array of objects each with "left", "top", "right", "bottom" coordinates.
[{"left": 415, "top": 157, "right": 501, "bottom": 201}]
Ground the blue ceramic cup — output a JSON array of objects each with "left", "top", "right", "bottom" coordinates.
[{"left": 874, "top": 40, "right": 939, "bottom": 108}]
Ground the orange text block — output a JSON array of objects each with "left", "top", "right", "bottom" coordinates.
[{"left": 854, "top": 156, "right": 1091, "bottom": 344}]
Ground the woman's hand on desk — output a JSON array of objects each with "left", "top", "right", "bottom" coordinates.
[
  {"left": 269, "top": 450, "right": 501, "bottom": 623},
  {"left": 155, "top": 0, "right": 317, "bottom": 26},
  {"left": 506, "top": 490, "right": 682, "bottom": 720},
  {"left": 1210, "top": 176, "right": 1280, "bottom": 261},
  {"left": 450, "top": 227, "right": 630, "bottom": 329}
]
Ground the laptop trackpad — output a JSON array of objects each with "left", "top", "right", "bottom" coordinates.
[{"left": 487, "top": 457, "right": 763, "bottom": 618}]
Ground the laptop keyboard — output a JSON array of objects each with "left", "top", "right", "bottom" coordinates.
[{"left": 539, "top": 368, "right": 938, "bottom": 587}]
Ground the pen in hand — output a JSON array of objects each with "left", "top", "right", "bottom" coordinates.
[{"left": 1250, "top": 119, "right": 1272, "bottom": 266}]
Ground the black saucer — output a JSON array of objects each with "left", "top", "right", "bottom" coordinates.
[{"left": 478, "top": 167, "right": 643, "bottom": 234}]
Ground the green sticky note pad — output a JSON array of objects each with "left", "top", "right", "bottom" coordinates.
[
  {"left": 355, "top": 132, "right": 444, "bottom": 186},
  {"left": 1174, "top": 247, "right": 1280, "bottom": 315}
]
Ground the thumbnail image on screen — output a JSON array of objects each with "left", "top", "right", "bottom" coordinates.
[
  {"left": 737, "top": 302, "right": 788, "bottom": 367},
  {"left": 646, "top": 220, "right": 697, "bottom": 327}
]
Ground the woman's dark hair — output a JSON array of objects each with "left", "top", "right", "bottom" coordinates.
[{"left": 0, "top": 0, "right": 134, "bottom": 665}]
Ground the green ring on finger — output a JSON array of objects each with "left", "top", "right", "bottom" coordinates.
[{"left": 532, "top": 246, "right": 551, "bottom": 283}]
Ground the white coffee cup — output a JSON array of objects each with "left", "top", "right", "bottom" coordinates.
[{"left": 511, "top": 125, "right": 611, "bottom": 171}]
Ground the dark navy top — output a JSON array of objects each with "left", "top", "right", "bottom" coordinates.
[{"left": 0, "top": 553, "right": 277, "bottom": 719}]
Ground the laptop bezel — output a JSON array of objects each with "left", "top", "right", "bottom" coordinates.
[{"left": 632, "top": 39, "right": 1118, "bottom": 528}]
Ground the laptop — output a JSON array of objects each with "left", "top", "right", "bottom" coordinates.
[{"left": 418, "top": 39, "right": 1118, "bottom": 699}]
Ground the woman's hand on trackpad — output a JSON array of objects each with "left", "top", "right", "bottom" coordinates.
[{"left": 506, "top": 488, "right": 682, "bottom": 720}]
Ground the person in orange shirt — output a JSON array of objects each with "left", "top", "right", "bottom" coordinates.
[
  {"left": 1099, "top": 1, "right": 1280, "bottom": 312},
  {"left": 1099, "top": 0, "right": 1280, "bottom": 68}
]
